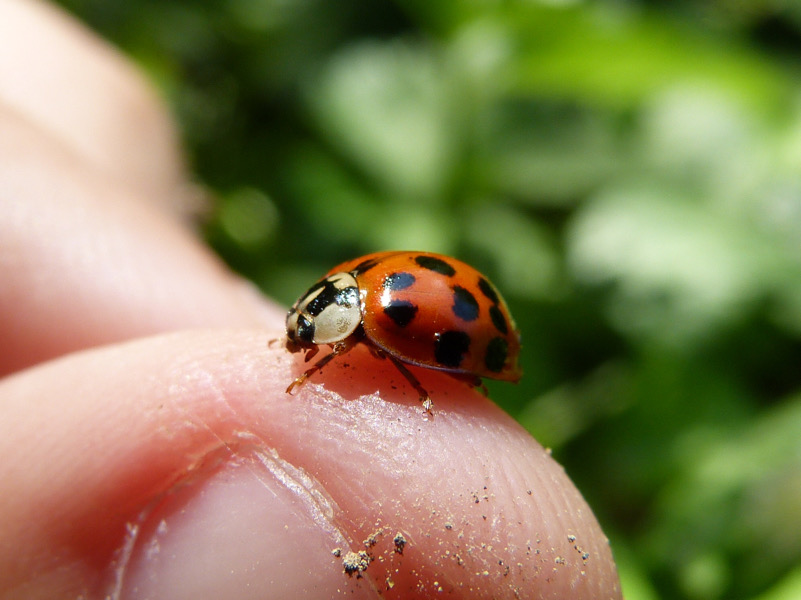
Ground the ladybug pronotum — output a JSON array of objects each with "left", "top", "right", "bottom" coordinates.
[{"left": 285, "top": 251, "right": 522, "bottom": 411}]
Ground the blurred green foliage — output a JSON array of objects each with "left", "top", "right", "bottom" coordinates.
[{"left": 56, "top": 0, "right": 801, "bottom": 598}]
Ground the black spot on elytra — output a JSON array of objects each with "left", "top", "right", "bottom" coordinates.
[
  {"left": 478, "top": 277, "right": 500, "bottom": 304},
  {"left": 435, "top": 330, "right": 471, "bottom": 368},
  {"left": 484, "top": 337, "right": 508, "bottom": 373},
  {"left": 353, "top": 257, "right": 381, "bottom": 274},
  {"left": 489, "top": 305, "right": 508, "bottom": 334},
  {"left": 305, "top": 279, "right": 357, "bottom": 316},
  {"left": 383, "top": 300, "right": 418, "bottom": 328},
  {"left": 452, "top": 286, "right": 479, "bottom": 321},
  {"left": 383, "top": 272, "right": 415, "bottom": 291},
  {"left": 415, "top": 255, "right": 456, "bottom": 277},
  {"left": 296, "top": 315, "right": 315, "bottom": 343}
]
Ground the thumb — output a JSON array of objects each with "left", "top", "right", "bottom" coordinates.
[{"left": 0, "top": 330, "right": 621, "bottom": 599}]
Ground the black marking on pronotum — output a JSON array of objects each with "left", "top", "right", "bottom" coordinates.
[
  {"left": 296, "top": 314, "right": 315, "bottom": 343},
  {"left": 489, "top": 305, "right": 508, "bottom": 334},
  {"left": 305, "top": 279, "right": 358, "bottom": 316},
  {"left": 383, "top": 272, "right": 415, "bottom": 291},
  {"left": 414, "top": 255, "right": 456, "bottom": 277},
  {"left": 383, "top": 300, "right": 418, "bottom": 328},
  {"left": 335, "top": 285, "right": 359, "bottom": 308},
  {"left": 304, "top": 281, "right": 336, "bottom": 317},
  {"left": 478, "top": 277, "right": 500, "bottom": 304},
  {"left": 435, "top": 330, "right": 471, "bottom": 368},
  {"left": 484, "top": 337, "right": 508, "bottom": 373},
  {"left": 296, "top": 280, "right": 325, "bottom": 313},
  {"left": 452, "top": 286, "right": 479, "bottom": 322}
]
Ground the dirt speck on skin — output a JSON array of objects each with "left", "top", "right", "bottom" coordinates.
[
  {"left": 567, "top": 534, "right": 591, "bottom": 563},
  {"left": 336, "top": 526, "right": 411, "bottom": 579},
  {"left": 343, "top": 550, "right": 373, "bottom": 577},
  {"left": 393, "top": 532, "right": 407, "bottom": 554},
  {"left": 500, "top": 560, "right": 510, "bottom": 576}
]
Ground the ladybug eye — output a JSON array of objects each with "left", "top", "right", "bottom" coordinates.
[{"left": 296, "top": 315, "right": 315, "bottom": 343}]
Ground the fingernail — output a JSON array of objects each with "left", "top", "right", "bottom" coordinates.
[{"left": 112, "top": 448, "right": 371, "bottom": 599}]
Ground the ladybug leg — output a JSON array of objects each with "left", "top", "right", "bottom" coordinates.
[
  {"left": 451, "top": 373, "right": 487, "bottom": 396},
  {"left": 386, "top": 355, "right": 434, "bottom": 414},
  {"left": 302, "top": 345, "right": 320, "bottom": 363},
  {"left": 472, "top": 376, "right": 489, "bottom": 397},
  {"left": 367, "top": 345, "right": 385, "bottom": 360},
  {"left": 286, "top": 339, "right": 357, "bottom": 394}
]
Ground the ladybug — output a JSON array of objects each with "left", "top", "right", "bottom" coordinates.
[{"left": 285, "top": 251, "right": 522, "bottom": 411}]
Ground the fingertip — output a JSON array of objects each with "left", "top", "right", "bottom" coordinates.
[
  {"left": 0, "top": 331, "right": 620, "bottom": 599},
  {"left": 276, "top": 342, "right": 623, "bottom": 598}
]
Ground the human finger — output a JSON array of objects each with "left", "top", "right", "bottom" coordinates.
[
  {"left": 0, "top": 329, "right": 621, "bottom": 599},
  {"left": 0, "top": 109, "right": 283, "bottom": 377},
  {"left": 0, "top": 0, "right": 193, "bottom": 211}
]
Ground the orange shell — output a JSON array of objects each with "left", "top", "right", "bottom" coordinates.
[{"left": 327, "top": 251, "right": 522, "bottom": 382}]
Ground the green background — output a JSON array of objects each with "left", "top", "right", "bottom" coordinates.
[{"left": 56, "top": 1, "right": 801, "bottom": 598}]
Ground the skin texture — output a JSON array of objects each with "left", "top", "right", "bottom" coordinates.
[
  {"left": 0, "top": 1, "right": 623, "bottom": 599},
  {"left": 0, "top": 0, "right": 195, "bottom": 211}
]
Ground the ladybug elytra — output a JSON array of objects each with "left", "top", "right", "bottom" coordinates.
[{"left": 285, "top": 251, "right": 522, "bottom": 411}]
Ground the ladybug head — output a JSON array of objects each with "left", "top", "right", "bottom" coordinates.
[{"left": 285, "top": 271, "right": 362, "bottom": 347}]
